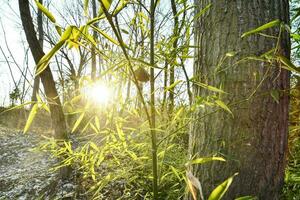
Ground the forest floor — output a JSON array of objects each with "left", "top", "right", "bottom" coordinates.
[
  {"left": 0, "top": 107, "right": 299, "bottom": 199},
  {"left": 0, "top": 126, "right": 59, "bottom": 199}
]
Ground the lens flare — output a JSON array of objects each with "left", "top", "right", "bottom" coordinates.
[{"left": 81, "top": 82, "right": 112, "bottom": 105}]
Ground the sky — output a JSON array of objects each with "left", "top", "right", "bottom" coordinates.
[
  {"left": 0, "top": 0, "right": 194, "bottom": 106},
  {"left": 0, "top": 0, "right": 32, "bottom": 106}
]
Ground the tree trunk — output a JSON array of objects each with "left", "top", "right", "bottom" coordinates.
[
  {"left": 189, "top": 0, "right": 290, "bottom": 199},
  {"left": 91, "top": 0, "right": 97, "bottom": 80},
  {"left": 31, "top": 0, "right": 43, "bottom": 103},
  {"left": 169, "top": 0, "right": 179, "bottom": 114},
  {"left": 19, "top": 0, "right": 69, "bottom": 180},
  {"left": 19, "top": 0, "right": 67, "bottom": 139}
]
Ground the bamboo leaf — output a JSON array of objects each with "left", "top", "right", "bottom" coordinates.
[
  {"left": 72, "top": 112, "right": 85, "bottom": 133},
  {"left": 90, "top": 142, "right": 100, "bottom": 151},
  {"left": 165, "top": 80, "right": 182, "bottom": 91},
  {"left": 193, "top": 82, "right": 227, "bottom": 93},
  {"left": 192, "top": 4, "right": 212, "bottom": 22},
  {"left": 235, "top": 196, "right": 257, "bottom": 200},
  {"left": 112, "top": 0, "right": 128, "bottom": 16},
  {"left": 278, "top": 55, "right": 300, "bottom": 74},
  {"left": 64, "top": 141, "right": 73, "bottom": 153},
  {"left": 126, "top": 150, "right": 138, "bottom": 160},
  {"left": 173, "top": 107, "right": 184, "bottom": 122},
  {"left": 35, "top": 0, "right": 56, "bottom": 23},
  {"left": 95, "top": 116, "right": 100, "bottom": 130},
  {"left": 270, "top": 90, "right": 280, "bottom": 104},
  {"left": 226, "top": 51, "right": 237, "bottom": 57},
  {"left": 24, "top": 104, "right": 39, "bottom": 133},
  {"left": 189, "top": 156, "right": 226, "bottom": 165},
  {"left": 36, "top": 26, "right": 73, "bottom": 75},
  {"left": 0, "top": 102, "right": 34, "bottom": 115},
  {"left": 87, "top": 16, "right": 105, "bottom": 26},
  {"left": 55, "top": 25, "right": 62, "bottom": 35},
  {"left": 84, "top": 0, "right": 89, "bottom": 16},
  {"left": 90, "top": 123, "right": 99, "bottom": 133},
  {"left": 98, "top": 0, "right": 113, "bottom": 16},
  {"left": 208, "top": 173, "right": 239, "bottom": 200},
  {"left": 241, "top": 19, "right": 280, "bottom": 38},
  {"left": 170, "top": 166, "right": 181, "bottom": 181},
  {"left": 215, "top": 100, "right": 233, "bottom": 115},
  {"left": 41, "top": 103, "right": 50, "bottom": 113},
  {"left": 91, "top": 25, "right": 119, "bottom": 45}
]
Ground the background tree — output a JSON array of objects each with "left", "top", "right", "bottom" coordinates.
[
  {"left": 189, "top": 0, "right": 290, "bottom": 199},
  {"left": 31, "top": 0, "right": 43, "bottom": 103},
  {"left": 18, "top": 0, "right": 69, "bottom": 163}
]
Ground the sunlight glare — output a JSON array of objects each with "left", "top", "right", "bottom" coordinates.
[{"left": 82, "top": 82, "right": 112, "bottom": 105}]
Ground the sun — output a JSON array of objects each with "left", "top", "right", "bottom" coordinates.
[{"left": 81, "top": 82, "right": 112, "bottom": 105}]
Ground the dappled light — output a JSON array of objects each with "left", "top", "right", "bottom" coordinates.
[{"left": 0, "top": 0, "right": 299, "bottom": 199}]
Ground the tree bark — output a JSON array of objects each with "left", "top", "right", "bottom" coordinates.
[
  {"left": 169, "top": 0, "right": 179, "bottom": 114},
  {"left": 91, "top": 0, "right": 97, "bottom": 80},
  {"left": 19, "top": 0, "right": 67, "bottom": 140},
  {"left": 189, "top": 0, "right": 290, "bottom": 199},
  {"left": 31, "top": 0, "right": 43, "bottom": 103}
]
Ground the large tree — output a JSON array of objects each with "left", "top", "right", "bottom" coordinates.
[
  {"left": 19, "top": 0, "right": 67, "bottom": 140},
  {"left": 189, "top": 0, "right": 290, "bottom": 199},
  {"left": 19, "top": 0, "right": 69, "bottom": 180}
]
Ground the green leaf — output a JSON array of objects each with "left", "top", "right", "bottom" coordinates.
[
  {"left": 278, "top": 55, "right": 300, "bottom": 74},
  {"left": 41, "top": 103, "right": 50, "bottom": 113},
  {"left": 95, "top": 116, "right": 100, "bottom": 130},
  {"left": 84, "top": 0, "right": 89, "bottom": 16},
  {"left": 173, "top": 107, "right": 184, "bottom": 122},
  {"left": 226, "top": 51, "right": 237, "bottom": 57},
  {"left": 90, "top": 142, "right": 100, "bottom": 151},
  {"left": 170, "top": 166, "right": 181, "bottom": 181},
  {"left": 235, "top": 196, "right": 257, "bottom": 200},
  {"left": 192, "top": 4, "right": 212, "bottom": 22},
  {"left": 189, "top": 156, "right": 226, "bottom": 165},
  {"left": 193, "top": 82, "right": 227, "bottom": 93},
  {"left": 208, "top": 173, "right": 239, "bottom": 200},
  {"left": 90, "top": 123, "right": 99, "bottom": 133},
  {"left": 126, "top": 150, "right": 138, "bottom": 160},
  {"left": 270, "top": 90, "right": 279, "bottom": 104},
  {"left": 64, "top": 141, "right": 73, "bottom": 153},
  {"left": 112, "top": 0, "right": 128, "bottom": 16},
  {"left": 72, "top": 112, "right": 85, "bottom": 133},
  {"left": 165, "top": 80, "right": 182, "bottom": 91},
  {"left": 87, "top": 16, "right": 105, "bottom": 26},
  {"left": 35, "top": 0, "right": 56, "bottom": 23},
  {"left": 36, "top": 26, "right": 73, "bottom": 75},
  {"left": 24, "top": 104, "right": 39, "bottom": 133},
  {"left": 121, "top": 29, "right": 129, "bottom": 34},
  {"left": 55, "top": 25, "right": 62, "bottom": 35},
  {"left": 91, "top": 25, "right": 119, "bottom": 45},
  {"left": 98, "top": 0, "right": 113, "bottom": 16},
  {"left": 116, "top": 124, "right": 125, "bottom": 141},
  {"left": 0, "top": 101, "right": 34, "bottom": 115},
  {"left": 215, "top": 100, "right": 233, "bottom": 115},
  {"left": 241, "top": 19, "right": 281, "bottom": 38}
]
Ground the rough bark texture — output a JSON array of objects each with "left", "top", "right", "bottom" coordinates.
[
  {"left": 189, "top": 0, "right": 290, "bottom": 199},
  {"left": 31, "top": 0, "right": 43, "bottom": 103},
  {"left": 19, "top": 0, "right": 67, "bottom": 140}
]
